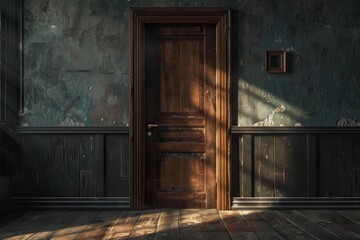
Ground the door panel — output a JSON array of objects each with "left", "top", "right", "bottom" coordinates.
[
  {"left": 159, "top": 39, "right": 203, "bottom": 114},
  {"left": 159, "top": 155, "right": 203, "bottom": 189},
  {"left": 145, "top": 25, "right": 216, "bottom": 208}
]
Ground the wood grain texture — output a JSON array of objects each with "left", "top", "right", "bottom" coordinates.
[
  {"left": 234, "top": 132, "right": 360, "bottom": 208},
  {"left": 254, "top": 136, "right": 275, "bottom": 197},
  {"left": 75, "top": 211, "right": 121, "bottom": 239},
  {"left": 318, "top": 134, "right": 360, "bottom": 197},
  {"left": 0, "top": 211, "right": 60, "bottom": 240},
  {"left": 61, "top": 135, "right": 81, "bottom": 197},
  {"left": 52, "top": 135, "right": 66, "bottom": 197},
  {"left": 21, "top": 135, "right": 40, "bottom": 197},
  {"left": 1, "top": 209, "right": 359, "bottom": 239},
  {"left": 144, "top": 23, "right": 216, "bottom": 209},
  {"left": 128, "top": 210, "right": 161, "bottom": 239},
  {"left": 155, "top": 210, "right": 180, "bottom": 240},
  {"left": 132, "top": 8, "right": 230, "bottom": 210},
  {"left": 240, "top": 135, "right": 253, "bottom": 197},
  {"left": 105, "top": 134, "right": 129, "bottom": 197},
  {"left": 159, "top": 156, "right": 202, "bottom": 189},
  {"left": 159, "top": 37, "right": 204, "bottom": 114},
  {"left": 259, "top": 210, "right": 314, "bottom": 240},
  {"left": 158, "top": 130, "right": 204, "bottom": 142},
  {"left": 299, "top": 210, "right": 360, "bottom": 239},
  {"left": 278, "top": 135, "right": 307, "bottom": 197},
  {"left": 278, "top": 210, "right": 339, "bottom": 240},
  {"left": 307, "top": 134, "right": 317, "bottom": 197},
  {"left": 103, "top": 211, "right": 141, "bottom": 239},
  {"left": 254, "top": 135, "right": 309, "bottom": 198},
  {"left": 220, "top": 211, "right": 258, "bottom": 240},
  {"left": 179, "top": 209, "right": 203, "bottom": 239},
  {"left": 0, "top": 131, "right": 18, "bottom": 212},
  {"left": 240, "top": 210, "right": 286, "bottom": 240},
  {"left": 46, "top": 211, "right": 100, "bottom": 239},
  {"left": 15, "top": 133, "right": 129, "bottom": 202}
]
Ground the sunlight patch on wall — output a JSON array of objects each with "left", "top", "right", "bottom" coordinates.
[{"left": 238, "top": 79, "right": 308, "bottom": 126}]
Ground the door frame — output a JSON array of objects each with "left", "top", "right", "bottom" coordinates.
[{"left": 130, "top": 8, "right": 231, "bottom": 210}]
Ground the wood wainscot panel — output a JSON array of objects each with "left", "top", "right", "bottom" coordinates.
[
  {"left": 231, "top": 127, "right": 360, "bottom": 209},
  {"left": 14, "top": 128, "right": 130, "bottom": 209},
  {"left": 239, "top": 135, "right": 253, "bottom": 197},
  {"left": 253, "top": 135, "right": 310, "bottom": 197},
  {"left": 254, "top": 135, "right": 276, "bottom": 197},
  {"left": 18, "top": 134, "right": 105, "bottom": 197},
  {"left": 53, "top": 135, "right": 77, "bottom": 197},
  {"left": 105, "top": 135, "right": 130, "bottom": 197},
  {"left": 0, "top": 129, "right": 18, "bottom": 212},
  {"left": 274, "top": 135, "right": 308, "bottom": 197},
  {"left": 319, "top": 134, "right": 360, "bottom": 197}
]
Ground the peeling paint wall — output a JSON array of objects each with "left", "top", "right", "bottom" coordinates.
[
  {"left": 236, "top": 0, "right": 360, "bottom": 126},
  {"left": 23, "top": 0, "right": 130, "bottom": 126},
  {"left": 22, "top": 0, "right": 360, "bottom": 126}
]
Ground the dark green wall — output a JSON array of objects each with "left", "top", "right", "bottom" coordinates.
[{"left": 21, "top": 0, "right": 360, "bottom": 126}]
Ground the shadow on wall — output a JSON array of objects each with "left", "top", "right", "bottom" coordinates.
[
  {"left": 19, "top": 0, "right": 360, "bottom": 127},
  {"left": 231, "top": 1, "right": 360, "bottom": 127}
]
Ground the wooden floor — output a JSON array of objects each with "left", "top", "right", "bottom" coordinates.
[{"left": 0, "top": 209, "right": 360, "bottom": 239}]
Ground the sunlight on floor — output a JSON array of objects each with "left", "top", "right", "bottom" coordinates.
[{"left": 1, "top": 209, "right": 360, "bottom": 239}]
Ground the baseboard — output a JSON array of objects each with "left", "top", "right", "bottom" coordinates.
[
  {"left": 12, "top": 197, "right": 130, "bottom": 210},
  {"left": 232, "top": 197, "right": 360, "bottom": 209}
]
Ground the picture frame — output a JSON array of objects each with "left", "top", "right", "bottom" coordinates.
[{"left": 266, "top": 50, "right": 287, "bottom": 73}]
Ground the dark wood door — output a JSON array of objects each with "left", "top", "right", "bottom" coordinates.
[{"left": 145, "top": 25, "right": 216, "bottom": 208}]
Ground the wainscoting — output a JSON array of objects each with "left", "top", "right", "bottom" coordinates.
[
  {"left": 14, "top": 127, "right": 130, "bottom": 209},
  {"left": 0, "top": 126, "right": 18, "bottom": 212},
  {"left": 231, "top": 127, "right": 360, "bottom": 209},
  {"left": 11, "top": 127, "right": 360, "bottom": 210}
]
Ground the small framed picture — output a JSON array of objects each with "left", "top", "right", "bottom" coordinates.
[{"left": 266, "top": 50, "right": 287, "bottom": 73}]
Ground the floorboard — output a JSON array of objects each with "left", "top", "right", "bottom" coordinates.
[
  {"left": 0, "top": 211, "right": 27, "bottom": 231},
  {"left": 180, "top": 209, "right": 203, "bottom": 239},
  {"left": 50, "top": 211, "right": 100, "bottom": 240},
  {"left": 0, "top": 209, "right": 359, "bottom": 239},
  {"left": 337, "top": 209, "right": 360, "bottom": 226},
  {"left": 128, "top": 209, "right": 161, "bottom": 239},
  {"left": 199, "top": 209, "right": 230, "bottom": 240},
  {"left": 220, "top": 211, "right": 259, "bottom": 240},
  {"left": 155, "top": 209, "right": 180, "bottom": 240},
  {"left": 240, "top": 210, "right": 286, "bottom": 240},
  {"left": 75, "top": 211, "right": 122, "bottom": 239},
  {"left": 299, "top": 210, "right": 360, "bottom": 239},
  {"left": 259, "top": 210, "right": 314, "bottom": 240},
  {"left": 278, "top": 210, "right": 341, "bottom": 240},
  {"left": 0, "top": 211, "right": 49, "bottom": 239},
  {"left": 103, "top": 211, "right": 141, "bottom": 239}
]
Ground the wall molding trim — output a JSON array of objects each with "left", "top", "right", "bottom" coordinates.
[
  {"left": 12, "top": 197, "right": 130, "bottom": 210},
  {"left": 232, "top": 197, "right": 360, "bottom": 209},
  {"left": 231, "top": 126, "right": 360, "bottom": 134},
  {"left": 17, "top": 126, "right": 130, "bottom": 134}
]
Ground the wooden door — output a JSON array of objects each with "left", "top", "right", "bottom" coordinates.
[{"left": 144, "top": 25, "right": 216, "bottom": 208}]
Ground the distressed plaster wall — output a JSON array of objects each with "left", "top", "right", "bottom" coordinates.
[{"left": 22, "top": 0, "right": 360, "bottom": 126}]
